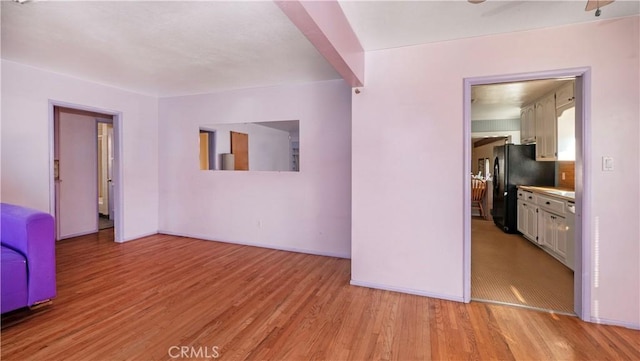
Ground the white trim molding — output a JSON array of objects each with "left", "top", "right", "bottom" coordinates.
[{"left": 158, "top": 230, "right": 351, "bottom": 259}]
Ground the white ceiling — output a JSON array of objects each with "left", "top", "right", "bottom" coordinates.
[
  {"left": 0, "top": 1, "right": 340, "bottom": 97},
  {"left": 1, "top": 0, "right": 638, "bottom": 101},
  {"left": 471, "top": 78, "right": 574, "bottom": 120},
  {"left": 339, "top": 0, "right": 640, "bottom": 51}
]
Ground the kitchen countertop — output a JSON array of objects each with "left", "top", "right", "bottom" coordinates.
[{"left": 518, "top": 185, "right": 575, "bottom": 202}]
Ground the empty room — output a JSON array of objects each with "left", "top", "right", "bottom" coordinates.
[{"left": 2, "top": 1, "right": 639, "bottom": 360}]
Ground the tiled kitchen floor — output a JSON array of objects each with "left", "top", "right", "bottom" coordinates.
[{"left": 471, "top": 218, "right": 574, "bottom": 314}]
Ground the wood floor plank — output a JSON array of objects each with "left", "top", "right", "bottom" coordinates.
[{"left": 2, "top": 230, "right": 639, "bottom": 360}]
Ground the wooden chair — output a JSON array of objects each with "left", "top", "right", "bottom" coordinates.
[{"left": 471, "top": 179, "right": 487, "bottom": 217}]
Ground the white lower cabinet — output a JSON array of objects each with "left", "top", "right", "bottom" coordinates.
[
  {"left": 517, "top": 200, "right": 538, "bottom": 243},
  {"left": 555, "top": 220, "right": 568, "bottom": 260},
  {"left": 517, "top": 188, "right": 573, "bottom": 270},
  {"left": 539, "top": 209, "right": 568, "bottom": 260}
]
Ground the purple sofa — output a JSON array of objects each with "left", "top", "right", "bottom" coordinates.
[{"left": 1, "top": 203, "right": 56, "bottom": 314}]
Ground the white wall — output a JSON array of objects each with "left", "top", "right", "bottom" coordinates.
[
  {"left": 557, "top": 106, "right": 576, "bottom": 161},
  {"left": 351, "top": 17, "right": 639, "bottom": 327},
  {"left": 247, "top": 124, "right": 291, "bottom": 171},
  {"left": 158, "top": 79, "right": 352, "bottom": 258},
  {"left": 1, "top": 60, "right": 159, "bottom": 241}
]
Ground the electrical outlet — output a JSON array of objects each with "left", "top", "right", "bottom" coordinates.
[{"left": 561, "top": 172, "right": 566, "bottom": 180}]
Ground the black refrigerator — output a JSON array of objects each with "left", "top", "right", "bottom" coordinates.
[{"left": 491, "top": 144, "right": 555, "bottom": 233}]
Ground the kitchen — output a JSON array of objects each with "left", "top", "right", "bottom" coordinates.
[{"left": 470, "top": 77, "right": 577, "bottom": 314}]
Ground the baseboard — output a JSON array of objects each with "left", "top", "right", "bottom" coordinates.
[
  {"left": 590, "top": 316, "right": 640, "bottom": 330},
  {"left": 120, "top": 231, "right": 159, "bottom": 243},
  {"left": 349, "top": 279, "right": 465, "bottom": 303},
  {"left": 158, "top": 230, "right": 351, "bottom": 259},
  {"left": 57, "top": 229, "right": 99, "bottom": 241}
]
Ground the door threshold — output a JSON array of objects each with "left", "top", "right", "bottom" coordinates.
[{"left": 471, "top": 297, "right": 576, "bottom": 317}]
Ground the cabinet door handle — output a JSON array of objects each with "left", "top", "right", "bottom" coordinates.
[
  {"left": 545, "top": 201, "right": 551, "bottom": 205},
  {"left": 528, "top": 196, "right": 532, "bottom": 199}
]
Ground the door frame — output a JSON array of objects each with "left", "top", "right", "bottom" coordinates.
[
  {"left": 48, "top": 100, "right": 124, "bottom": 243},
  {"left": 462, "top": 67, "right": 592, "bottom": 322}
]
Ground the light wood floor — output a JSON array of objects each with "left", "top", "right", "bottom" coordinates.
[
  {"left": 471, "top": 218, "right": 574, "bottom": 313},
  {"left": 2, "top": 230, "right": 639, "bottom": 360}
]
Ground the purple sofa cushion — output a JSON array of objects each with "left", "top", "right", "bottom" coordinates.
[{"left": 1, "top": 246, "right": 28, "bottom": 313}]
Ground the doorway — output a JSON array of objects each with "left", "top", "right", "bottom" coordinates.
[
  {"left": 50, "top": 103, "right": 123, "bottom": 242},
  {"left": 97, "top": 120, "right": 114, "bottom": 230},
  {"left": 463, "top": 68, "right": 592, "bottom": 321},
  {"left": 230, "top": 131, "right": 249, "bottom": 170}
]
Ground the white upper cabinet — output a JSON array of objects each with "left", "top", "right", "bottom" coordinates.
[
  {"left": 520, "top": 80, "right": 576, "bottom": 161},
  {"left": 535, "top": 93, "right": 557, "bottom": 161},
  {"left": 520, "top": 104, "right": 536, "bottom": 144},
  {"left": 555, "top": 82, "right": 575, "bottom": 109}
]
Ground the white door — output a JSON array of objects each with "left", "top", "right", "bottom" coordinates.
[
  {"left": 525, "top": 204, "right": 538, "bottom": 243},
  {"left": 539, "top": 210, "right": 556, "bottom": 250},
  {"left": 554, "top": 216, "right": 568, "bottom": 259},
  {"left": 107, "top": 125, "right": 115, "bottom": 221},
  {"left": 58, "top": 112, "right": 98, "bottom": 239}
]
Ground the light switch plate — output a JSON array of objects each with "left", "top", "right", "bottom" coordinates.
[{"left": 602, "top": 156, "right": 614, "bottom": 171}]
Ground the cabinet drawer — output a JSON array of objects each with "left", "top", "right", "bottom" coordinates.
[
  {"left": 517, "top": 190, "right": 536, "bottom": 202},
  {"left": 537, "top": 195, "right": 565, "bottom": 214}
]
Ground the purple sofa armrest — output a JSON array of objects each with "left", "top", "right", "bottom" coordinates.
[{"left": 1, "top": 203, "right": 56, "bottom": 306}]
